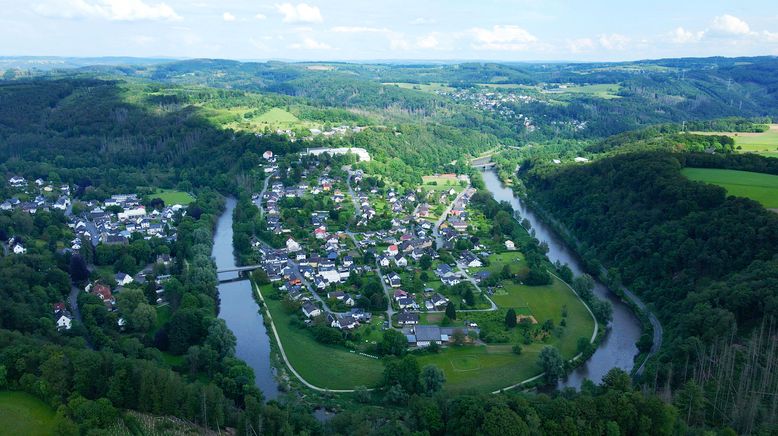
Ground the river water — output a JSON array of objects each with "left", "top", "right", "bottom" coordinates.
[
  {"left": 481, "top": 170, "right": 641, "bottom": 387},
  {"left": 213, "top": 198, "right": 280, "bottom": 401}
]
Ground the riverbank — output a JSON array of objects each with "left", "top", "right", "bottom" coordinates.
[{"left": 480, "top": 169, "right": 643, "bottom": 386}]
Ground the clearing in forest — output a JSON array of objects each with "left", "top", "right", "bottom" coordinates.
[{"left": 682, "top": 168, "right": 778, "bottom": 209}]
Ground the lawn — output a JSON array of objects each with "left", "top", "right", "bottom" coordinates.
[
  {"left": 544, "top": 83, "right": 622, "bottom": 99},
  {"left": 383, "top": 82, "right": 455, "bottom": 93},
  {"left": 259, "top": 285, "right": 384, "bottom": 389},
  {"left": 422, "top": 175, "right": 465, "bottom": 193},
  {"left": 0, "top": 391, "right": 56, "bottom": 436},
  {"left": 490, "top": 276, "right": 596, "bottom": 357},
  {"left": 690, "top": 125, "right": 778, "bottom": 158},
  {"left": 682, "top": 167, "right": 778, "bottom": 209},
  {"left": 415, "top": 344, "right": 542, "bottom": 392},
  {"left": 148, "top": 189, "right": 195, "bottom": 205}
]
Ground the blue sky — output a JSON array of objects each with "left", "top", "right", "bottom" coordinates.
[{"left": 1, "top": 0, "right": 776, "bottom": 61}]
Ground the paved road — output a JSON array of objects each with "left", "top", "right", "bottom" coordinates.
[
  {"left": 433, "top": 187, "right": 469, "bottom": 250},
  {"left": 455, "top": 262, "right": 498, "bottom": 311},
  {"left": 255, "top": 174, "right": 271, "bottom": 218}
]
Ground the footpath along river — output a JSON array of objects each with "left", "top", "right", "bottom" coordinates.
[{"left": 481, "top": 169, "right": 642, "bottom": 388}]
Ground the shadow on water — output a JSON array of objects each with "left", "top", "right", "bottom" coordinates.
[
  {"left": 213, "top": 198, "right": 280, "bottom": 401},
  {"left": 481, "top": 170, "right": 641, "bottom": 388}
]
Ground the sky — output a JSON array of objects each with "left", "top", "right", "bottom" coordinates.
[{"left": 0, "top": 0, "right": 777, "bottom": 62}]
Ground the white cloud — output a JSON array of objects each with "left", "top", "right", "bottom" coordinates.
[
  {"left": 416, "top": 33, "right": 440, "bottom": 49},
  {"left": 331, "top": 26, "right": 389, "bottom": 33},
  {"left": 223, "top": 12, "right": 235, "bottom": 22},
  {"left": 255, "top": 13, "right": 266, "bottom": 20},
  {"left": 276, "top": 3, "right": 322, "bottom": 23},
  {"left": 567, "top": 38, "right": 594, "bottom": 53},
  {"left": 33, "top": 0, "right": 181, "bottom": 21},
  {"left": 290, "top": 37, "right": 331, "bottom": 50},
  {"left": 711, "top": 14, "right": 751, "bottom": 35},
  {"left": 671, "top": 27, "right": 704, "bottom": 43},
  {"left": 470, "top": 25, "right": 537, "bottom": 50},
  {"left": 389, "top": 35, "right": 411, "bottom": 50},
  {"left": 598, "top": 33, "right": 629, "bottom": 50},
  {"left": 764, "top": 31, "right": 778, "bottom": 42},
  {"left": 410, "top": 17, "right": 436, "bottom": 25}
]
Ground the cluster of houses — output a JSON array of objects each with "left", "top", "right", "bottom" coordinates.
[
  {"left": 68, "top": 194, "right": 181, "bottom": 250},
  {"left": 437, "top": 88, "right": 538, "bottom": 131},
  {"left": 2, "top": 176, "right": 71, "bottom": 214}
]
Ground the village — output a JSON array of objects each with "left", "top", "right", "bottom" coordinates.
[
  {"left": 3, "top": 175, "right": 186, "bottom": 333},
  {"left": 251, "top": 149, "right": 515, "bottom": 350}
]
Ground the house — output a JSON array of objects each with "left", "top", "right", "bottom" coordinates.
[
  {"left": 408, "top": 325, "right": 444, "bottom": 347},
  {"left": 460, "top": 251, "right": 483, "bottom": 268},
  {"left": 378, "top": 255, "right": 391, "bottom": 268},
  {"left": 393, "top": 289, "right": 408, "bottom": 300},
  {"left": 397, "top": 297, "right": 417, "bottom": 310},
  {"left": 327, "top": 291, "right": 346, "bottom": 300},
  {"left": 332, "top": 315, "right": 359, "bottom": 330},
  {"left": 430, "top": 293, "right": 449, "bottom": 309},
  {"left": 314, "top": 227, "right": 327, "bottom": 239},
  {"left": 90, "top": 284, "right": 115, "bottom": 309},
  {"left": 115, "top": 272, "right": 134, "bottom": 286},
  {"left": 394, "top": 255, "right": 408, "bottom": 267},
  {"left": 286, "top": 238, "right": 302, "bottom": 252},
  {"left": 302, "top": 302, "right": 321, "bottom": 318},
  {"left": 387, "top": 244, "right": 399, "bottom": 256},
  {"left": 56, "top": 313, "right": 73, "bottom": 330},
  {"left": 397, "top": 311, "right": 420, "bottom": 326},
  {"left": 473, "top": 271, "right": 491, "bottom": 284},
  {"left": 435, "top": 263, "right": 455, "bottom": 278},
  {"left": 387, "top": 272, "right": 402, "bottom": 288},
  {"left": 9, "top": 176, "right": 26, "bottom": 187},
  {"left": 504, "top": 240, "right": 516, "bottom": 250},
  {"left": 342, "top": 255, "right": 354, "bottom": 267},
  {"left": 263, "top": 150, "right": 274, "bottom": 160},
  {"left": 416, "top": 204, "right": 431, "bottom": 218},
  {"left": 12, "top": 243, "right": 26, "bottom": 255},
  {"left": 449, "top": 219, "right": 468, "bottom": 232},
  {"left": 441, "top": 275, "right": 461, "bottom": 286}
]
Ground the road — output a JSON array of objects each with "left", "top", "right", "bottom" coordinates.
[
  {"left": 255, "top": 174, "right": 271, "bottom": 218},
  {"left": 454, "top": 262, "right": 498, "bottom": 311},
  {"left": 618, "top": 280, "right": 663, "bottom": 376},
  {"left": 432, "top": 187, "right": 469, "bottom": 250}
]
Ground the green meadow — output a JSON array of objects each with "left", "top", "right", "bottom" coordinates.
[
  {"left": 0, "top": 391, "right": 56, "bottom": 436},
  {"left": 682, "top": 168, "right": 778, "bottom": 209}
]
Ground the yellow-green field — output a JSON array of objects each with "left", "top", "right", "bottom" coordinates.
[
  {"left": 0, "top": 391, "right": 56, "bottom": 436},
  {"left": 543, "top": 83, "right": 622, "bottom": 99},
  {"left": 690, "top": 125, "right": 778, "bottom": 158},
  {"left": 682, "top": 167, "right": 778, "bottom": 209},
  {"left": 383, "top": 82, "right": 455, "bottom": 93}
]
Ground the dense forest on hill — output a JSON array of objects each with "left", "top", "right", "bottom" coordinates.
[{"left": 522, "top": 151, "right": 778, "bottom": 433}]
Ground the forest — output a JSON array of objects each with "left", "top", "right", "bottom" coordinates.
[{"left": 523, "top": 150, "right": 778, "bottom": 433}]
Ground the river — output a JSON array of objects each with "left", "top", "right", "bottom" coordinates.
[
  {"left": 213, "top": 198, "right": 280, "bottom": 401},
  {"left": 481, "top": 170, "right": 641, "bottom": 387}
]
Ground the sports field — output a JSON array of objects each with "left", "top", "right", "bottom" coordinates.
[
  {"left": 682, "top": 168, "right": 778, "bottom": 208},
  {"left": 0, "top": 391, "right": 56, "bottom": 436},
  {"left": 690, "top": 124, "right": 778, "bottom": 157}
]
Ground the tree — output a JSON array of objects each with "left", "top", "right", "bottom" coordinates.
[
  {"left": 538, "top": 346, "right": 564, "bottom": 385},
  {"left": 602, "top": 368, "right": 631, "bottom": 392},
  {"left": 445, "top": 302, "right": 457, "bottom": 320},
  {"left": 69, "top": 254, "right": 89, "bottom": 282},
  {"left": 419, "top": 254, "right": 433, "bottom": 270},
  {"left": 505, "top": 308, "right": 517, "bottom": 328},
  {"left": 512, "top": 344, "right": 522, "bottom": 355},
  {"left": 576, "top": 337, "right": 592, "bottom": 355},
  {"left": 481, "top": 405, "right": 530, "bottom": 436},
  {"left": 380, "top": 329, "right": 408, "bottom": 356},
  {"left": 451, "top": 329, "right": 466, "bottom": 346},
  {"left": 383, "top": 355, "right": 420, "bottom": 393},
  {"left": 419, "top": 364, "right": 446, "bottom": 394},
  {"left": 205, "top": 318, "right": 237, "bottom": 359},
  {"left": 572, "top": 274, "right": 595, "bottom": 301}
]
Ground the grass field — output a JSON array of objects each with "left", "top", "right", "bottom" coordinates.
[
  {"left": 148, "top": 188, "right": 194, "bottom": 205},
  {"left": 260, "top": 285, "right": 384, "bottom": 389},
  {"left": 542, "top": 83, "right": 622, "bottom": 99},
  {"left": 422, "top": 175, "right": 465, "bottom": 193},
  {"left": 682, "top": 168, "right": 778, "bottom": 209},
  {"left": 0, "top": 391, "right": 56, "bottom": 436},
  {"left": 383, "top": 82, "right": 455, "bottom": 93},
  {"left": 690, "top": 125, "right": 778, "bottom": 157}
]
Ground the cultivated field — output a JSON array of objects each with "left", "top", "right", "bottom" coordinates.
[
  {"left": 0, "top": 391, "right": 56, "bottom": 436},
  {"left": 383, "top": 82, "right": 455, "bottom": 93},
  {"left": 682, "top": 168, "right": 778, "bottom": 209},
  {"left": 690, "top": 124, "right": 778, "bottom": 158}
]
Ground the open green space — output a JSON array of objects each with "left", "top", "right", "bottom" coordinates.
[
  {"left": 415, "top": 344, "right": 541, "bottom": 393},
  {"left": 682, "top": 167, "right": 778, "bottom": 208},
  {"left": 690, "top": 125, "right": 778, "bottom": 157},
  {"left": 259, "top": 285, "right": 384, "bottom": 389},
  {"left": 0, "top": 391, "right": 56, "bottom": 436},
  {"left": 488, "top": 275, "right": 595, "bottom": 357},
  {"left": 383, "top": 82, "right": 455, "bottom": 93},
  {"left": 422, "top": 175, "right": 465, "bottom": 193},
  {"left": 148, "top": 188, "right": 195, "bottom": 205},
  {"left": 543, "top": 83, "right": 622, "bottom": 99}
]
